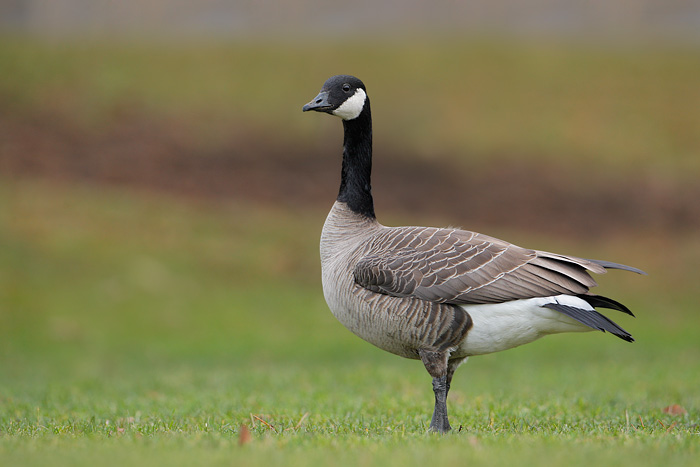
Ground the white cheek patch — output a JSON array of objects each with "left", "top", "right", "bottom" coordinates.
[{"left": 332, "top": 88, "right": 367, "bottom": 120}]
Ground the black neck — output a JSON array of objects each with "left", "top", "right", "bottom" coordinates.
[{"left": 338, "top": 101, "right": 375, "bottom": 219}]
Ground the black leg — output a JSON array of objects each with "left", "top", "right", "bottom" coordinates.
[
  {"left": 419, "top": 349, "right": 452, "bottom": 433},
  {"left": 430, "top": 374, "right": 451, "bottom": 433}
]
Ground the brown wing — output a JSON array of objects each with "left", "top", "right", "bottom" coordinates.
[{"left": 353, "top": 226, "right": 613, "bottom": 305}]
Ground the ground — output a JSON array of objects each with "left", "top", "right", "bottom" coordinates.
[
  {"left": 2, "top": 110, "right": 698, "bottom": 239},
  {"left": 1, "top": 38, "right": 698, "bottom": 466}
]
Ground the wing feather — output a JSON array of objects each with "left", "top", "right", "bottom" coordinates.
[{"left": 354, "top": 225, "right": 639, "bottom": 305}]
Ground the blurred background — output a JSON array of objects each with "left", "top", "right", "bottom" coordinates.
[{"left": 1, "top": 0, "right": 699, "bottom": 415}]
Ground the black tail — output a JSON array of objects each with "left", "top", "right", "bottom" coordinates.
[
  {"left": 544, "top": 302, "right": 634, "bottom": 342},
  {"left": 578, "top": 294, "right": 635, "bottom": 317}
]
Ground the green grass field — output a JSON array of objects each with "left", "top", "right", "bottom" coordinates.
[
  {"left": 2, "top": 180, "right": 698, "bottom": 466},
  {"left": 1, "top": 37, "right": 699, "bottom": 465}
]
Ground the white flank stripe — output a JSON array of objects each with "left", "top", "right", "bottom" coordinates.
[
  {"left": 333, "top": 88, "right": 367, "bottom": 120},
  {"left": 457, "top": 295, "right": 593, "bottom": 356}
]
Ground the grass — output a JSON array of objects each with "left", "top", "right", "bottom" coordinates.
[
  {"left": 1, "top": 36, "right": 699, "bottom": 465},
  {"left": 1, "top": 180, "right": 698, "bottom": 466}
]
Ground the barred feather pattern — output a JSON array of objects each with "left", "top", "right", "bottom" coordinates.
[
  {"left": 321, "top": 201, "right": 638, "bottom": 359},
  {"left": 353, "top": 223, "right": 607, "bottom": 305},
  {"left": 321, "top": 203, "right": 473, "bottom": 358}
]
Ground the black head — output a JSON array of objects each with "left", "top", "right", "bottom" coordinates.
[{"left": 302, "top": 75, "right": 368, "bottom": 120}]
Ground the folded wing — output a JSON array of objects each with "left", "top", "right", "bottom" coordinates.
[{"left": 354, "top": 226, "right": 641, "bottom": 305}]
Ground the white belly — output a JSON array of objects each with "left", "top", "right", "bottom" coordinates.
[{"left": 458, "top": 295, "right": 592, "bottom": 356}]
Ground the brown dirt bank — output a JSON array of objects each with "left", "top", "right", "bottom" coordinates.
[{"left": 2, "top": 112, "right": 698, "bottom": 239}]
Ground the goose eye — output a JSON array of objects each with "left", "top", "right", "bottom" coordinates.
[{"left": 342, "top": 84, "right": 351, "bottom": 92}]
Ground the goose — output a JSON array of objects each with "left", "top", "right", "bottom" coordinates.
[{"left": 302, "top": 75, "right": 645, "bottom": 433}]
